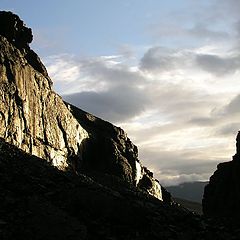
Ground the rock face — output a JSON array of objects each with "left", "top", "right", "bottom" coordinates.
[
  {"left": 0, "top": 14, "right": 89, "bottom": 170},
  {"left": 203, "top": 131, "right": 240, "bottom": 217},
  {"left": 0, "top": 11, "right": 164, "bottom": 200},
  {"left": 67, "top": 105, "right": 165, "bottom": 200}
]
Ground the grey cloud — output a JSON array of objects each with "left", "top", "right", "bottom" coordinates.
[
  {"left": 189, "top": 117, "right": 216, "bottom": 127},
  {"left": 196, "top": 54, "right": 240, "bottom": 75},
  {"left": 189, "top": 24, "right": 229, "bottom": 40},
  {"left": 63, "top": 85, "right": 149, "bottom": 123},
  {"left": 142, "top": 149, "right": 219, "bottom": 175},
  {"left": 148, "top": 85, "right": 217, "bottom": 121},
  {"left": 79, "top": 57, "right": 145, "bottom": 86},
  {"left": 140, "top": 47, "right": 181, "bottom": 72},
  {"left": 223, "top": 94, "right": 240, "bottom": 115},
  {"left": 140, "top": 148, "right": 221, "bottom": 186},
  {"left": 47, "top": 54, "right": 151, "bottom": 123},
  {"left": 216, "top": 123, "right": 240, "bottom": 136},
  {"left": 225, "top": 95, "right": 240, "bottom": 114},
  {"left": 215, "top": 0, "right": 240, "bottom": 17}
]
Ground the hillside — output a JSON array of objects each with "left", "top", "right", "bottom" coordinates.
[{"left": 166, "top": 181, "right": 208, "bottom": 203}]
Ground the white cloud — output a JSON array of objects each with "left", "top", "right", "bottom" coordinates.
[{"left": 42, "top": 0, "right": 240, "bottom": 186}]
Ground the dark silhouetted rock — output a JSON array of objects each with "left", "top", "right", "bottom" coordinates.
[
  {"left": 203, "top": 131, "right": 240, "bottom": 217},
  {"left": 0, "top": 11, "right": 33, "bottom": 48},
  {"left": 0, "top": 11, "right": 48, "bottom": 76},
  {"left": 66, "top": 104, "right": 164, "bottom": 200},
  {"left": 1, "top": 138, "right": 240, "bottom": 240}
]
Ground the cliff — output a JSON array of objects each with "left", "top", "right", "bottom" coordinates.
[
  {"left": 203, "top": 132, "right": 240, "bottom": 217},
  {"left": 0, "top": 11, "right": 163, "bottom": 200},
  {"left": 2, "top": 11, "right": 240, "bottom": 240}
]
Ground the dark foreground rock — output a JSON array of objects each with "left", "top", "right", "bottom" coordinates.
[
  {"left": 203, "top": 132, "right": 240, "bottom": 217},
  {"left": 1, "top": 138, "right": 240, "bottom": 240}
]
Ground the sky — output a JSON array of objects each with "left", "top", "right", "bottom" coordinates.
[{"left": 2, "top": 0, "right": 240, "bottom": 186}]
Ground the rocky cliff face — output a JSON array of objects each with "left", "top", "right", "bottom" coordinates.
[
  {"left": 203, "top": 131, "right": 240, "bottom": 217},
  {"left": 0, "top": 11, "right": 164, "bottom": 200},
  {"left": 0, "top": 18, "right": 88, "bottom": 170},
  {"left": 67, "top": 104, "right": 166, "bottom": 200}
]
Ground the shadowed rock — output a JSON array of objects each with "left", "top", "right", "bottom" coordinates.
[
  {"left": 0, "top": 11, "right": 48, "bottom": 76},
  {"left": 203, "top": 131, "right": 240, "bottom": 217}
]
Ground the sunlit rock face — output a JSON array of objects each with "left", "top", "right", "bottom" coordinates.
[
  {"left": 0, "top": 12, "right": 88, "bottom": 169},
  {"left": 203, "top": 131, "right": 240, "bottom": 217},
  {"left": 0, "top": 11, "right": 166, "bottom": 200}
]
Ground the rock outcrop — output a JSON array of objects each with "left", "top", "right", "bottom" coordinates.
[
  {"left": 203, "top": 131, "right": 240, "bottom": 217},
  {"left": 67, "top": 104, "right": 165, "bottom": 200},
  {"left": 0, "top": 11, "right": 164, "bottom": 200},
  {"left": 0, "top": 13, "right": 88, "bottom": 170}
]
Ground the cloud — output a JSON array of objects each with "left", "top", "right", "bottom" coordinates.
[
  {"left": 196, "top": 54, "right": 240, "bottom": 76},
  {"left": 188, "top": 24, "right": 229, "bottom": 40},
  {"left": 140, "top": 47, "right": 180, "bottom": 72},
  {"left": 223, "top": 94, "right": 240, "bottom": 115},
  {"left": 44, "top": 29, "right": 240, "bottom": 185},
  {"left": 63, "top": 85, "right": 149, "bottom": 123},
  {"left": 139, "top": 147, "right": 223, "bottom": 186},
  {"left": 45, "top": 54, "right": 149, "bottom": 123},
  {"left": 189, "top": 117, "right": 216, "bottom": 127},
  {"left": 216, "top": 123, "right": 240, "bottom": 136}
]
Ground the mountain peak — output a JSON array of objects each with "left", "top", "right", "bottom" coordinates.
[{"left": 0, "top": 11, "right": 48, "bottom": 77}]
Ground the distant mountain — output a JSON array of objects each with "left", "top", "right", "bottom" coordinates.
[{"left": 166, "top": 181, "right": 208, "bottom": 203}]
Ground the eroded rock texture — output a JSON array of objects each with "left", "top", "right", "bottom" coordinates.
[
  {"left": 203, "top": 131, "right": 240, "bottom": 217},
  {"left": 0, "top": 11, "right": 165, "bottom": 200},
  {"left": 67, "top": 105, "right": 165, "bottom": 200},
  {"left": 0, "top": 13, "right": 88, "bottom": 170}
]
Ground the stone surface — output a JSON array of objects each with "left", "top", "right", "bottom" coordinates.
[
  {"left": 203, "top": 131, "right": 240, "bottom": 217},
  {"left": 67, "top": 104, "right": 165, "bottom": 200},
  {"left": 0, "top": 11, "right": 48, "bottom": 76},
  {"left": 0, "top": 13, "right": 89, "bottom": 170},
  {"left": 1, "top": 138, "right": 240, "bottom": 240},
  {"left": 0, "top": 11, "right": 165, "bottom": 200}
]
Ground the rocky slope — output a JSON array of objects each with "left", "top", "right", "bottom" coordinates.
[
  {"left": 203, "top": 131, "right": 240, "bottom": 217},
  {"left": 1, "top": 138, "right": 240, "bottom": 240},
  {"left": 0, "top": 11, "right": 163, "bottom": 200}
]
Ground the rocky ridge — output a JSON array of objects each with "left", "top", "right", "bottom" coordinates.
[{"left": 0, "top": 11, "right": 163, "bottom": 199}]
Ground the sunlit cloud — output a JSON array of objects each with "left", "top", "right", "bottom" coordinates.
[{"left": 41, "top": 0, "right": 240, "bottom": 186}]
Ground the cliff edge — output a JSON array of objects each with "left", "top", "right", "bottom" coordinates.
[{"left": 0, "top": 11, "right": 165, "bottom": 200}]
